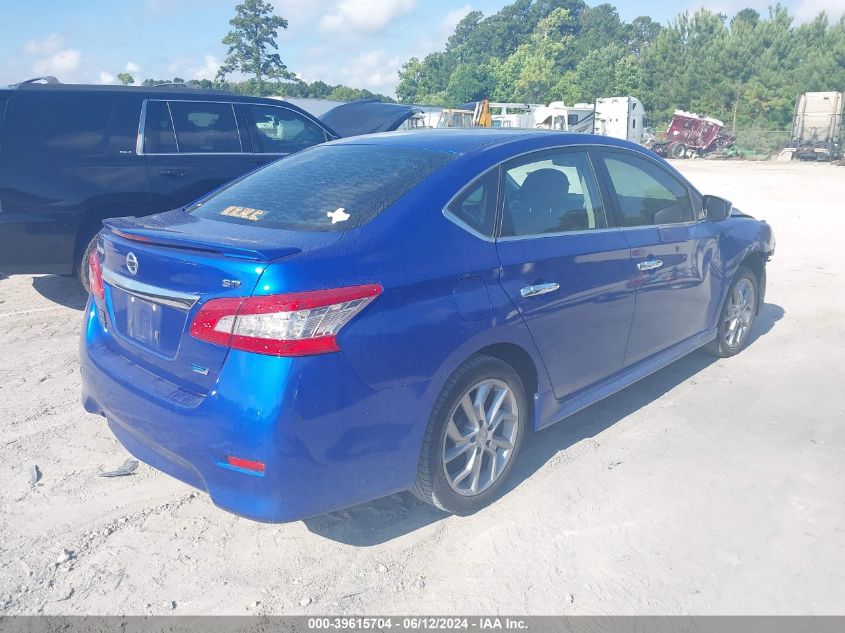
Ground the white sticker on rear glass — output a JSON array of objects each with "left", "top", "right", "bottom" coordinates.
[{"left": 327, "top": 208, "right": 351, "bottom": 224}]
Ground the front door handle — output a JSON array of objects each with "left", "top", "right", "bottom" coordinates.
[
  {"left": 520, "top": 282, "right": 560, "bottom": 298},
  {"left": 637, "top": 259, "right": 664, "bottom": 272},
  {"left": 157, "top": 168, "right": 191, "bottom": 177}
]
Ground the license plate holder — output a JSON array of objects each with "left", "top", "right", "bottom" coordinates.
[{"left": 126, "top": 296, "right": 161, "bottom": 348}]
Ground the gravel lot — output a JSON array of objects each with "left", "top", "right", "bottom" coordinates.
[{"left": 0, "top": 160, "right": 843, "bottom": 615}]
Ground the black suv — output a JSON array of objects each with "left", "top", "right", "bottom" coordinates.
[{"left": 0, "top": 81, "right": 343, "bottom": 289}]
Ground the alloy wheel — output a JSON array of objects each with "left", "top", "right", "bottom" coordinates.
[
  {"left": 723, "top": 277, "right": 755, "bottom": 349},
  {"left": 441, "top": 379, "right": 519, "bottom": 497}
]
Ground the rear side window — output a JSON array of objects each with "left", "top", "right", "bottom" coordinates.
[
  {"left": 3, "top": 97, "right": 113, "bottom": 156},
  {"left": 243, "top": 104, "right": 327, "bottom": 154},
  {"left": 190, "top": 144, "right": 454, "bottom": 231},
  {"left": 169, "top": 101, "right": 241, "bottom": 153},
  {"left": 445, "top": 170, "right": 498, "bottom": 238},
  {"left": 144, "top": 101, "right": 242, "bottom": 154},
  {"left": 601, "top": 152, "right": 694, "bottom": 226}
]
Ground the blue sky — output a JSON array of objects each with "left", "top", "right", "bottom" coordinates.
[{"left": 1, "top": 0, "right": 843, "bottom": 96}]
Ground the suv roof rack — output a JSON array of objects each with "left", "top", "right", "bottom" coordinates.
[{"left": 15, "top": 76, "right": 61, "bottom": 86}]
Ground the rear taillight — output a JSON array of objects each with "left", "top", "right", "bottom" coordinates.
[
  {"left": 189, "top": 284, "right": 382, "bottom": 357},
  {"left": 88, "top": 249, "right": 105, "bottom": 300}
]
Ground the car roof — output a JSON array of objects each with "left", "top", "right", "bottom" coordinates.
[
  {"left": 0, "top": 82, "right": 285, "bottom": 104},
  {"left": 329, "top": 128, "right": 645, "bottom": 156}
]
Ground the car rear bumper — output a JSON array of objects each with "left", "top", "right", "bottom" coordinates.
[{"left": 80, "top": 299, "right": 436, "bottom": 522}]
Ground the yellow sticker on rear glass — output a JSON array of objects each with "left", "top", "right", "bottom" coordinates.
[{"left": 220, "top": 205, "right": 266, "bottom": 221}]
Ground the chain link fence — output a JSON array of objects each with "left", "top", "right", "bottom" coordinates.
[{"left": 731, "top": 129, "right": 792, "bottom": 157}]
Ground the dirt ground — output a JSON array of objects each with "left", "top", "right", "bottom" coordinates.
[{"left": 0, "top": 160, "right": 843, "bottom": 615}]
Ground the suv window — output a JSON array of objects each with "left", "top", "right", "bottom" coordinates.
[
  {"left": 602, "top": 152, "right": 694, "bottom": 226},
  {"left": 3, "top": 96, "right": 113, "bottom": 156},
  {"left": 501, "top": 150, "right": 608, "bottom": 237},
  {"left": 169, "top": 101, "right": 241, "bottom": 153},
  {"left": 446, "top": 169, "right": 498, "bottom": 238},
  {"left": 144, "top": 101, "right": 242, "bottom": 154},
  {"left": 242, "top": 104, "right": 327, "bottom": 154},
  {"left": 143, "top": 100, "right": 178, "bottom": 154},
  {"left": 190, "top": 144, "right": 454, "bottom": 232}
]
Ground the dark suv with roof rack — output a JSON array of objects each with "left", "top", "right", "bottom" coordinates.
[{"left": 0, "top": 79, "right": 344, "bottom": 290}]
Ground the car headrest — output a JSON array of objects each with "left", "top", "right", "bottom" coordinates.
[{"left": 520, "top": 168, "right": 570, "bottom": 212}]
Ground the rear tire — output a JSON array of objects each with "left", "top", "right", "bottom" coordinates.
[
  {"left": 77, "top": 233, "right": 98, "bottom": 294},
  {"left": 705, "top": 266, "right": 758, "bottom": 357},
  {"left": 669, "top": 142, "right": 687, "bottom": 159},
  {"left": 412, "top": 355, "right": 527, "bottom": 515}
]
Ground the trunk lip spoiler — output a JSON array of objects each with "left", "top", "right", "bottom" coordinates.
[
  {"left": 104, "top": 223, "right": 280, "bottom": 262},
  {"left": 102, "top": 268, "right": 200, "bottom": 311}
]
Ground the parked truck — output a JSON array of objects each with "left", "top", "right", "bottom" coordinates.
[
  {"left": 593, "top": 96, "right": 646, "bottom": 143},
  {"left": 791, "top": 91, "right": 844, "bottom": 161},
  {"left": 532, "top": 101, "right": 595, "bottom": 132},
  {"left": 648, "top": 110, "right": 735, "bottom": 159}
]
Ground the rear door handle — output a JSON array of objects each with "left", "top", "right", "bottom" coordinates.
[
  {"left": 157, "top": 168, "right": 191, "bottom": 177},
  {"left": 637, "top": 259, "right": 664, "bottom": 272},
  {"left": 520, "top": 282, "right": 560, "bottom": 298}
]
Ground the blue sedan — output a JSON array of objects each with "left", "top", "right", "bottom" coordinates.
[{"left": 80, "top": 130, "right": 775, "bottom": 521}]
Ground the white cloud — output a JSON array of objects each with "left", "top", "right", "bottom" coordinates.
[
  {"left": 23, "top": 33, "right": 82, "bottom": 80},
  {"left": 125, "top": 61, "right": 141, "bottom": 74},
  {"left": 792, "top": 0, "right": 845, "bottom": 21},
  {"left": 686, "top": 0, "right": 845, "bottom": 22},
  {"left": 98, "top": 71, "right": 116, "bottom": 84},
  {"left": 165, "top": 54, "right": 221, "bottom": 81},
  {"left": 33, "top": 49, "right": 82, "bottom": 76},
  {"left": 442, "top": 4, "right": 472, "bottom": 32},
  {"left": 319, "top": 0, "right": 416, "bottom": 34},
  {"left": 24, "top": 33, "right": 64, "bottom": 56},
  {"left": 300, "top": 48, "right": 404, "bottom": 95},
  {"left": 190, "top": 54, "right": 220, "bottom": 80}
]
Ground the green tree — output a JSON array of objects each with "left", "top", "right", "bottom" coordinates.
[
  {"left": 116, "top": 72, "right": 135, "bottom": 85},
  {"left": 445, "top": 63, "right": 494, "bottom": 105},
  {"left": 217, "top": 0, "right": 290, "bottom": 95}
]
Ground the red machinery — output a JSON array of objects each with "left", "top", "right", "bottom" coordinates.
[{"left": 649, "top": 110, "right": 736, "bottom": 159}]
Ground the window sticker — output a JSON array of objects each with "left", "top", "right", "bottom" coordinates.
[
  {"left": 327, "top": 208, "right": 350, "bottom": 224},
  {"left": 220, "top": 206, "right": 267, "bottom": 221}
]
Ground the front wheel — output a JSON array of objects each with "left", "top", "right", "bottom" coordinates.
[
  {"left": 706, "top": 266, "right": 758, "bottom": 357},
  {"left": 669, "top": 142, "right": 687, "bottom": 159},
  {"left": 412, "top": 355, "right": 527, "bottom": 515}
]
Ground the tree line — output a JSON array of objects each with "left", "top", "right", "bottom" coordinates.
[
  {"left": 396, "top": 1, "right": 845, "bottom": 130},
  {"left": 114, "top": 0, "right": 393, "bottom": 103}
]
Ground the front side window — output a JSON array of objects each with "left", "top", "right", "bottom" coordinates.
[
  {"left": 242, "top": 104, "right": 327, "bottom": 154},
  {"left": 446, "top": 170, "right": 498, "bottom": 238},
  {"left": 500, "top": 150, "right": 608, "bottom": 238},
  {"left": 168, "top": 101, "right": 241, "bottom": 153},
  {"left": 190, "top": 144, "right": 454, "bottom": 232},
  {"left": 601, "top": 152, "right": 694, "bottom": 226}
]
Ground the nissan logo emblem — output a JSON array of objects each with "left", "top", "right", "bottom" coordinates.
[{"left": 126, "top": 252, "right": 139, "bottom": 275}]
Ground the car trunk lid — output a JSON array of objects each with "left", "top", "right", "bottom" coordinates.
[{"left": 99, "top": 210, "right": 341, "bottom": 393}]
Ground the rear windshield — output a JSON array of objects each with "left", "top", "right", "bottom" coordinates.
[{"left": 189, "top": 144, "right": 454, "bottom": 231}]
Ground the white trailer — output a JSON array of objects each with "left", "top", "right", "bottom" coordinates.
[
  {"left": 532, "top": 101, "right": 594, "bottom": 132},
  {"left": 593, "top": 96, "right": 645, "bottom": 142},
  {"left": 791, "top": 91, "right": 844, "bottom": 160}
]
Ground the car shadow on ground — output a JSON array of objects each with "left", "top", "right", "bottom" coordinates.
[
  {"left": 304, "top": 302, "right": 785, "bottom": 546},
  {"left": 32, "top": 275, "right": 88, "bottom": 310}
]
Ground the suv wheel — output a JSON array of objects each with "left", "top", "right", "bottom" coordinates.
[
  {"left": 412, "top": 355, "right": 527, "bottom": 515},
  {"left": 77, "top": 233, "right": 99, "bottom": 294}
]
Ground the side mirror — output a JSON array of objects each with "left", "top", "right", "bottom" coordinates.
[{"left": 703, "top": 195, "right": 732, "bottom": 222}]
